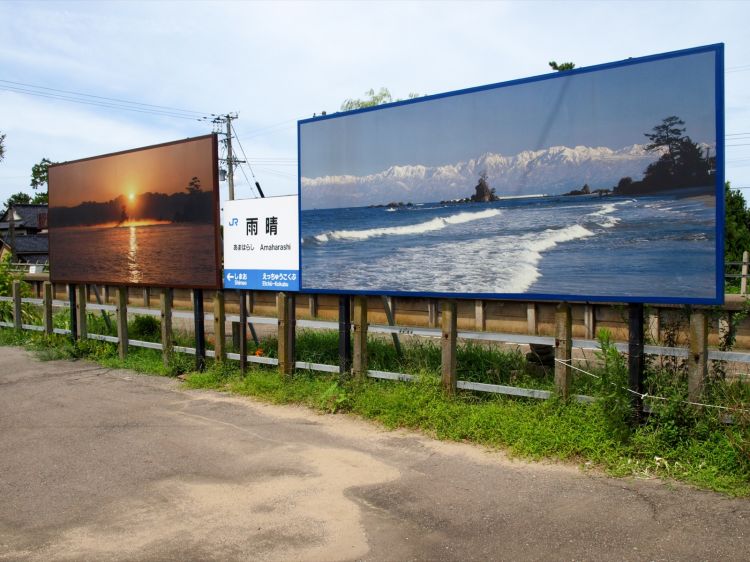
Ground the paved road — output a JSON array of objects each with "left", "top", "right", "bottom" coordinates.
[{"left": 0, "top": 346, "right": 748, "bottom": 561}]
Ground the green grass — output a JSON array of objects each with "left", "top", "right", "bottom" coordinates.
[{"left": 2, "top": 325, "right": 749, "bottom": 497}]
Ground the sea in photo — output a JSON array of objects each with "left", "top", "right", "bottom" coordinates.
[
  {"left": 52, "top": 223, "right": 217, "bottom": 287},
  {"left": 301, "top": 190, "right": 716, "bottom": 299}
]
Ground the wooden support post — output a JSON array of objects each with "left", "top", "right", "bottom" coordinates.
[
  {"left": 475, "top": 300, "right": 485, "bottom": 331},
  {"left": 43, "top": 281, "right": 53, "bottom": 335},
  {"left": 441, "top": 300, "right": 457, "bottom": 394},
  {"left": 308, "top": 294, "right": 318, "bottom": 318},
  {"left": 427, "top": 300, "right": 438, "bottom": 328},
  {"left": 648, "top": 310, "right": 661, "bottom": 344},
  {"left": 381, "top": 295, "right": 402, "bottom": 357},
  {"left": 584, "top": 304, "right": 595, "bottom": 340},
  {"left": 742, "top": 250, "right": 748, "bottom": 296},
  {"left": 239, "top": 290, "right": 247, "bottom": 374},
  {"left": 160, "top": 288, "right": 173, "bottom": 368},
  {"left": 277, "top": 292, "right": 295, "bottom": 376},
  {"left": 12, "top": 280, "right": 22, "bottom": 329},
  {"left": 69, "top": 284, "right": 77, "bottom": 341},
  {"left": 628, "top": 303, "right": 645, "bottom": 423},
  {"left": 231, "top": 322, "right": 240, "bottom": 352},
  {"left": 248, "top": 291, "right": 255, "bottom": 314},
  {"left": 193, "top": 289, "right": 206, "bottom": 371},
  {"left": 719, "top": 312, "right": 734, "bottom": 349},
  {"left": 527, "top": 303, "right": 537, "bottom": 335},
  {"left": 90, "top": 285, "right": 113, "bottom": 333},
  {"left": 116, "top": 287, "right": 128, "bottom": 360},
  {"left": 142, "top": 288, "right": 150, "bottom": 308},
  {"left": 353, "top": 296, "right": 368, "bottom": 379},
  {"left": 213, "top": 290, "right": 226, "bottom": 363},
  {"left": 338, "top": 296, "right": 352, "bottom": 376},
  {"left": 76, "top": 284, "right": 87, "bottom": 339},
  {"left": 554, "top": 303, "right": 572, "bottom": 399},
  {"left": 104, "top": 285, "right": 110, "bottom": 304},
  {"left": 688, "top": 310, "right": 708, "bottom": 401}
]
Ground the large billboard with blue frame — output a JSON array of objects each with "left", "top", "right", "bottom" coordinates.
[{"left": 298, "top": 44, "right": 724, "bottom": 305}]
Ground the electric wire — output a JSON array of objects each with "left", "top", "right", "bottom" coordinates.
[
  {"left": 0, "top": 79, "right": 208, "bottom": 116},
  {"left": 0, "top": 84, "right": 204, "bottom": 120},
  {"left": 231, "top": 122, "right": 266, "bottom": 198}
]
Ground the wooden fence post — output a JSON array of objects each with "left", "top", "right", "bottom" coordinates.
[
  {"left": 475, "top": 300, "right": 485, "bottom": 331},
  {"left": 308, "top": 295, "right": 318, "bottom": 318},
  {"left": 76, "top": 284, "right": 87, "bottom": 339},
  {"left": 353, "top": 296, "right": 368, "bottom": 379},
  {"left": 441, "top": 300, "right": 457, "bottom": 394},
  {"left": 43, "top": 281, "right": 53, "bottom": 335},
  {"left": 527, "top": 303, "right": 537, "bottom": 335},
  {"left": 584, "top": 304, "right": 596, "bottom": 340},
  {"left": 213, "top": 290, "right": 226, "bottom": 363},
  {"left": 277, "top": 292, "right": 295, "bottom": 376},
  {"left": 116, "top": 287, "right": 128, "bottom": 360},
  {"left": 554, "top": 303, "right": 572, "bottom": 399},
  {"left": 742, "top": 250, "right": 748, "bottom": 296},
  {"left": 160, "top": 288, "right": 173, "bottom": 368},
  {"left": 648, "top": 309, "right": 661, "bottom": 344},
  {"left": 12, "top": 280, "right": 22, "bottom": 329},
  {"left": 143, "top": 288, "right": 150, "bottom": 308},
  {"left": 427, "top": 300, "right": 438, "bottom": 328},
  {"left": 688, "top": 310, "right": 708, "bottom": 401}
]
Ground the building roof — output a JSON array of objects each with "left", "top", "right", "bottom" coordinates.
[
  {"left": 1, "top": 233, "right": 48, "bottom": 255},
  {"left": 0, "top": 204, "right": 48, "bottom": 230}
]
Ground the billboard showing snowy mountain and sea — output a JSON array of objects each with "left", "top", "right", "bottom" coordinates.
[{"left": 299, "top": 44, "right": 724, "bottom": 304}]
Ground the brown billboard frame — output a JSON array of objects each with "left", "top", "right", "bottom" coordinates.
[{"left": 48, "top": 133, "right": 222, "bottom": 290}]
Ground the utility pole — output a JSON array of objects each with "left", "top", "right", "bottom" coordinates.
[
  {"left": 8, "top": 205, "right": 16, "bottom": 262},
  {"left": 225, "top": 114, "right": 235, "bottom": 201}
]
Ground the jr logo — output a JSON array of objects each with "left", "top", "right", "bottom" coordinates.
[{"left": 229, "top": 218, "right": 238, "bottom": 226}]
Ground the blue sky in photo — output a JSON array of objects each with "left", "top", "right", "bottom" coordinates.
[{"left": 301, "top": 50, "right": 717, "bottom": 179}]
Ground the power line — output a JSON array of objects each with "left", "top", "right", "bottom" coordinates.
[
  {"left": 0, "top": 78, "right": 208, "bottom": 116},
  {"left": 0, "top": 84, "right": 205, "bottom": 121},
  {"left": 231, "top": 122, "right": 266, "bottom": 198}
]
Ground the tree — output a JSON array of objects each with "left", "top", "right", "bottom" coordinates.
[
  {"left": 640, "top": 116, "right": 710, "bottom": 189},
  {"left": 725, "top": 182, "right": 750, "bottom": 271},
  {"left": 340, "top": 88, "right": 420, "bottom": 111},
  {"left": 187, "top": 176, "right": 202, "bottom": 194},
  {"left": 549, "top": 61, "right": 575, "bottom": 71},
  {"left": 0, "top": 131, "right": 5, "bottom": 163},
  {"left": 30, "top": 157, "right": 53, "bottom": 190},
  {"left": 644, "top": 115, "right": 685, "bottom": 163},
  {"left": 3, "top": 192, "right": 32, "bottom": 212},
  {"left": 28, "top": 157, "right": 55, "bottom": 205}
]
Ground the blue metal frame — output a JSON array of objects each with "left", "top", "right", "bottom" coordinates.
[{"left": 297, "top": 43, "right": 725, "bottom": 305}]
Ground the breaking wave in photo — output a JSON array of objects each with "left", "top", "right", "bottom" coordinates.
[
  {"left": 300, "top": 193, "right": 716, "bottom": 298},
  {"left": 304, "top": 209, "right": 500, "bottom": 245}
]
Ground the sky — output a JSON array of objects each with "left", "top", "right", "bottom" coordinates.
[
  {"left": 48, "top": 135, "right": 215, "bottom": 207},
  {"left": 301, "top": 49, "right": 717, "bottom": 178},
  {"left": 1, "top": 0, "right": 750, "bottom": 205}
]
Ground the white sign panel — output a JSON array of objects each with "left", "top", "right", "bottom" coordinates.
[{"left": 223, "top": 195, "right": 299, "bottom": 291}]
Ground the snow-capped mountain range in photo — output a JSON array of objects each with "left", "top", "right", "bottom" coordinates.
[{"left": 302, "top": 143, "right": 668, "bottom": 209}]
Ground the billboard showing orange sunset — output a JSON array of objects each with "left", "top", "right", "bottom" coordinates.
[{"left": 48, "top": 135, "right": 221, "bottom": 288}]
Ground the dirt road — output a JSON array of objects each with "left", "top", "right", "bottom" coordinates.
[{"left": 0, "top": 346, "right": 747, "bottom": 561}]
